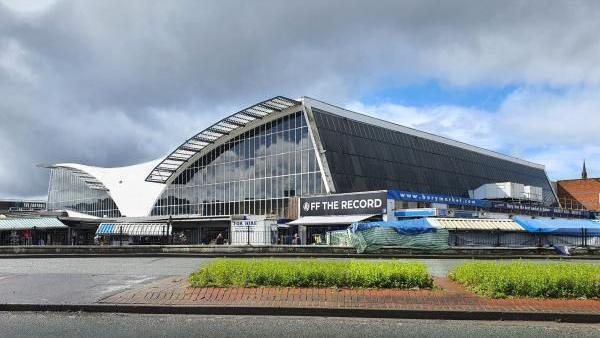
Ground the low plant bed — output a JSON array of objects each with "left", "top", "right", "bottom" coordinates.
[
  {"left": 449, "top": 261, "right": 600, "bottom": 299},
  {"left": 189, "top": 259, "right": 433, "bottom": 289}
]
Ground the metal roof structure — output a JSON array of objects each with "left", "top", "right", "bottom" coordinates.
[
  {"left": 146, "top": 96, "right": 300, "bottom": 184},
  {"left": 0, "top": 217, "right": 68, "bottom": 230},
  {"left": 427, "top": 218, "right": 525, "bottom": 231},
  {"left": 43, "top": 165, "right": 108, "bottom": 191},
  {"left": 303, "top": 97, "right": 547, "bottom": 170}
]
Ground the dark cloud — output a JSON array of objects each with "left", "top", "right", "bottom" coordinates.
[{"left": 1, "top": 0, "right": 600, "bottom": 198}]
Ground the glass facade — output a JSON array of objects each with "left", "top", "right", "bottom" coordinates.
[
  {"left": 47, "top": 167, "right": 122, "bottom": 217},
  {"left": 312, "top": 108, "right": 557, "bottom": 206},
  {"left": 152, "top": 111, "right": 326, "bottom": 217}
]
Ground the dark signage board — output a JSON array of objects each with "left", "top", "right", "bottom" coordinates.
[
  {"left": 491, "top": 201, "right": 591, "bottom": 218},
  {"left": 299, "top": 191, "right": 387, "bottom": 216},
  {"left": 0, "top": 200, "right": 46, "bottom": 212}
]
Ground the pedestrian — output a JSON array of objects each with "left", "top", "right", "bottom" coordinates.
[
  {"left": 292, "top": 233, "right": 301, "bottom": 245},
  {"left": 215, "top": 233, "right": 224, "bottom": 245}
]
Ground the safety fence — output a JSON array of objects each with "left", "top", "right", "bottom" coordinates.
[{"left": 449, "top": 229, "right": 600, "bottom": 248}]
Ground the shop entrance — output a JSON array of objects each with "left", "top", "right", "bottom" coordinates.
[
  {"left": 305, "top": 225, "right": 350, "bottom": 245},
  {"left": 172, "top": 221, "right": 230, "bottom": 245}
]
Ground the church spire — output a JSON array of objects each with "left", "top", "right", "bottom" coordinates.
[{"left": 582, "top": 160, "right": 588, "bottom": 179}]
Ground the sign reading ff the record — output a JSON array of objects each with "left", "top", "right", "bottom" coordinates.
[{"left": 299, "top": 191, "right": 387, "bottom": 216}]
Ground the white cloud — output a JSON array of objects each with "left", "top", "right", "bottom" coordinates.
[
  {"left": 498, "top": 88, "right": 600, "bottom": 145},
  {"left": 0, "top": 38, "right": 37, "bottom": 84},
  {"left": 0, "top": 0, "right": 58, "bottom": 15}
]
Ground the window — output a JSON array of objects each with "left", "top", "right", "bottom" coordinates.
[{"left": 152, "top": 111, "right": 324, "bottom": 217}]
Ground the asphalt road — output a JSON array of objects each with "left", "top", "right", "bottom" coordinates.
[
  {"left": 0, "top": 257, "right": 597, "bottom": 304},
  {"left": 0, "top": 258, "right": 211, "bottom": 304},
  {"left": 1, "top": 312, "right": 599, "bottom": 338}
]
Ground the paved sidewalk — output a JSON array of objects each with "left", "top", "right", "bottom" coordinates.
[{"left": 100, "top": 276, "right": 600, "bottom": 315}]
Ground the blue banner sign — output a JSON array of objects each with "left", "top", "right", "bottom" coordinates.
[
  {"left": 388, "top": 190, "right": 591, "bottom": 219},
  {"left": 387, "top": 190, "right": 490, "bottom": 208},
  {"left": 394, "top": 208, "right": 446, "bottom": 218}
]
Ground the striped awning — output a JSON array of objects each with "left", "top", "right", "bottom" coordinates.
[
  {"left": 96, "top": 223, "right": 171, "bottom": 236},
  {"left": 0, "top": 217, "right": 68, "bottom": 231},
  {"left": 427, "top": 218, "right": 525, "bottom": 231}
]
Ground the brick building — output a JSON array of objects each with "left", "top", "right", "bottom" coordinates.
[
  {"left": 556, "top": 178, "right": 600, "bottom": 211},
  {"left": 556, "top": 161, "right": 600, "bottom": 212}
]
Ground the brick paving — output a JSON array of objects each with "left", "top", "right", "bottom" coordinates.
[{"left": 99, "top": 276, "right": 600, "bottom": 314}]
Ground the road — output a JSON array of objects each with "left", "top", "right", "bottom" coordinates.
[
  {"left": 0, "top": 257, "right": 597, "bottom": 304},
  {"left": 0, "top": 257, "right": 211, "bottom": 304},
  {"left": 1, "top": 312, "right": 599, "bottom": 338}
]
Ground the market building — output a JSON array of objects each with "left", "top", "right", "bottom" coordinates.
[
  {"left": 0, "top": 199, "right": 57, "bottom": 245},
  {"left": 38, "top": 96, "right": 598, "bottom": 246}
]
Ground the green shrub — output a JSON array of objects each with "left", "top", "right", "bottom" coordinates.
[
  {"left": 189, "top": 259, "right": 433, "bottom": 289},
  {"left": 449, "top": 261, "right": 600, "bottom": 299}
]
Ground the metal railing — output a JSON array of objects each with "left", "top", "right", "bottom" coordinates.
[{"left": 448, "top": 229, "right": 600, "bottom": 248}]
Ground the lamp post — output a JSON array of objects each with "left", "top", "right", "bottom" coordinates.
[{"left": 247, "top": 224, "right": 251, "bottom": 246}]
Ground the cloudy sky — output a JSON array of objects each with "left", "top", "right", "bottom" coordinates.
[{"left": 1, "top": 0, "right": 599, "bottom": 199}]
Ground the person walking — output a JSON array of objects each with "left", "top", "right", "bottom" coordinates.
[{"left": 215, "top": 233, "right": 225, "bottom": 245}]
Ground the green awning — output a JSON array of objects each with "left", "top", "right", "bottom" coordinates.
[{"left": 0, "top": 217, "right": 68, "bottom": 231}]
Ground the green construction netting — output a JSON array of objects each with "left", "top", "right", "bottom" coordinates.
[{"left": 327, "top": 230, "right": 351, "bottom": 246}]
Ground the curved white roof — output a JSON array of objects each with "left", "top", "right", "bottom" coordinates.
[{"left": 49, "top": 159, "right": 165, "bottom": 217}]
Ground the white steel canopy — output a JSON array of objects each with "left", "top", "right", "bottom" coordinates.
[{"left": 146, "top": 96, "right": 300, "bottom": 184}]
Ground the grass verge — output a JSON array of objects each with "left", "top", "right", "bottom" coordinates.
[
  {"left": 449, "top": 261, "right": 600, "bottom": 299},
  {"left": 189, "top": 259, "right": 433, "bottom": 289}
]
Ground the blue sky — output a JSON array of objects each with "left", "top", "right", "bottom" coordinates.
[
  {"left": 361, "top": 82, "right": 518, "bottom": 111},
  {"left": 0, "top": 0, "right": 599, "bottom": 198}
]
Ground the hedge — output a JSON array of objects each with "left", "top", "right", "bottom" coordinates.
[
  {"left": 449, "top": 261, "right": 600, "bottom": 299},
  {"left": 189, "top": 259, "right": 433, "bottom": 289}
]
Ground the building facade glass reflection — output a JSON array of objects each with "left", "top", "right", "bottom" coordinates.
[
  {"left": 152, "top": 111, "right": 326, "bottom": 217},
  {"left": 47, "top": 167, "right": 122, "bottom": 217}
]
